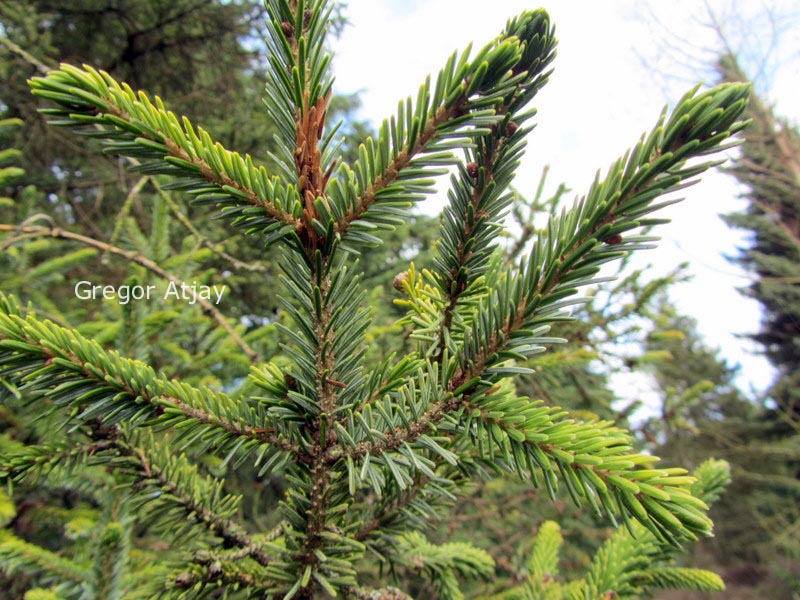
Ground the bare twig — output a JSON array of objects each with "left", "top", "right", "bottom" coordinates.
[
  {"left": 0, "top": 223, "right": 260, "bottom": 362},
  {"left": 154, "top": 182, "right": 270, "bottom": 272},
  {"left": 0, "top": 36, "right": 52, "bottom": 74}
]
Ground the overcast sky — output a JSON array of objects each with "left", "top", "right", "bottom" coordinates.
[{"left": 330, "top": 0, "right": 799, "bottom": 396}]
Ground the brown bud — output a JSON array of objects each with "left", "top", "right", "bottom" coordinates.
[
  {"left": 174, "top": 573, "right": 194, "bottom": 588},
  {"left": 392, "top": 271, "right": 409, "bottom": 291},
  {"left": 284, "top": 373, "right": 298, "bottom": 392},
  {"left": 208, "top": 561, "right": 223, "bottom": 578},
  {"left": 506, "top": 120, "right": 519, "bottom": 136},
  {"left": 604, "top": 234, "right": 623, "bottom": 245},
  {"left": 466, "top": 162, "right": 479, "bottom": 178},
  {"left": 304, "top": 9, "right": 313, "bottom": 26},
  {"left": 280, "top": 21, "right": 295, "bottom": 38}
]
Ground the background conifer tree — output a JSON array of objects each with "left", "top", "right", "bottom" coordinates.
[
  {"left": 620, "top": 54, "right": 800, "bottom": 594},
  {"left": 640, "top": 297, "right": 800, "bottom": 595},
  {"left": 718, "top": 54, "right": 800, "bottom": 424}
]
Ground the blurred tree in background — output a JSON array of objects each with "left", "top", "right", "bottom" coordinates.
[
  {"left": 719, "top": 55, "right": 800, "bottom": 424},
  {"left": 641, "top": 297, "right": 799, "bottom": 597},
  {"left": 631, "top": 2, "right": 800, "bottom": 594}
]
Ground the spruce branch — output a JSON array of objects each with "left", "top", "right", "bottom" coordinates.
[
  {"left": 0, "top": 292, "right": 295, "bottom": 461},
  {"left": 28, "top": 64, "right": 303, "bottom": 244},
  {"left": 91, "top": 520, "right": 130, "bottom": 600},
  {"left": 0, "top": 530, "right": 90, "bottom": 590},
  {"left": 484, "top": 460, "right": 732, "bottom": 599},
  {"left": 0, "top": 439, "right": 117, "bottom": 483},
  {"left": 431, "top": 11, "right": 556, "bottom": 359},
  {"left": 566, "top": 460, "right": 730, "bottom": 598},
  {"left": 262, "top": 0, "right": 337, "bottom": 158},
  {"left": 326, "top": 11, "right": 555, "bottom": 248},
  {"left": 393, "top": 531, "right": 495, "bottom": 600},
  {"left": 634, "top": 567, "right": 725, "bottom": 593},
  {"left": 354, "top": 473, "right": 461, "bottom": 546},
  {"left": 169, "top": 560, "right": 277, "bottom": 595},
  {"left": 325, "top": 364, "right": 715, "bottom": 545},
  {"left": 117, "top": 433, "right": 274, "bottom": 567},
  {"left": 248, "top": 5, "right": 379, "bottom": 591},
  {"left": 251, "top": 254, "right": 371, "bottom": 596},
  {"left": 526, "top": 520, "right": 563, "bottom": 587},
  {"left": 451, "top": 81, "right": 752, "bottom": 396},
  {"left": 1, "top": 427, "right": 276, "bottom": 571}
]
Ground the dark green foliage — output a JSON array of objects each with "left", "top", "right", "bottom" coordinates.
[
  {"left": 0, "top": 0, "right": 300, "bottom": 351},
  {"left": 0, "top": 0, "right": 269, "bottom": 162},
  {"left": 718, "top": 55, "right": 800, "bottom": 421}
]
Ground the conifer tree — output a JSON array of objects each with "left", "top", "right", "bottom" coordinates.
[
  {"left": 0, "top": 2, "right": 752, "bottom": 598},
  {"left": 718, "top": 54, "right": 800, "bottom": 423},
  {"left": 642, "top": 297, "right": 800, "bottom": 594}
]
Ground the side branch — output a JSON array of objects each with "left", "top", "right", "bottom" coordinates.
[
  {"left": 328, "top": 26, "right": 536, "bottom": 247},
  {"left": 171, "top": 566, "right": 274, "bottom": 594},
  {"left": 452, "top": 83, "right": 752, "bottom": 391},
  {"left": 119, "top": 440, "right": 273, "bottom": 566},
  {"left": 0, "top": 294, "right": 294, "bottom": 455},
  {"left": 432, "top": 10, "right": 557, "bottom": 353},
  {"left": 0, "top": 530, "right": 91, "bottom": 585},
  {"left": 28, "top": 64, "right": 302, "bottom": 242},
  {"left": 341, "top": 101, "right": 466, "bottom": 234}
]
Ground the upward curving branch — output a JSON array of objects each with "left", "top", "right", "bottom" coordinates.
[
  {"left": 452, "top": 82, "right": 751, "bottom": 394},
  {"left": 431, "top": 10, "right": 557, "bottom": 359},
  {"left": 325, "top": 20, "right": 542, "bottom": 248},
  {"left": 28, "top": 64, "right": 303, "bottom": 245},
  {"left": 118, "top": 433, "right": 274, "bottom": 567},
  {"left": 0, "top": 292, "right": 296, "bottom": 460}
]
